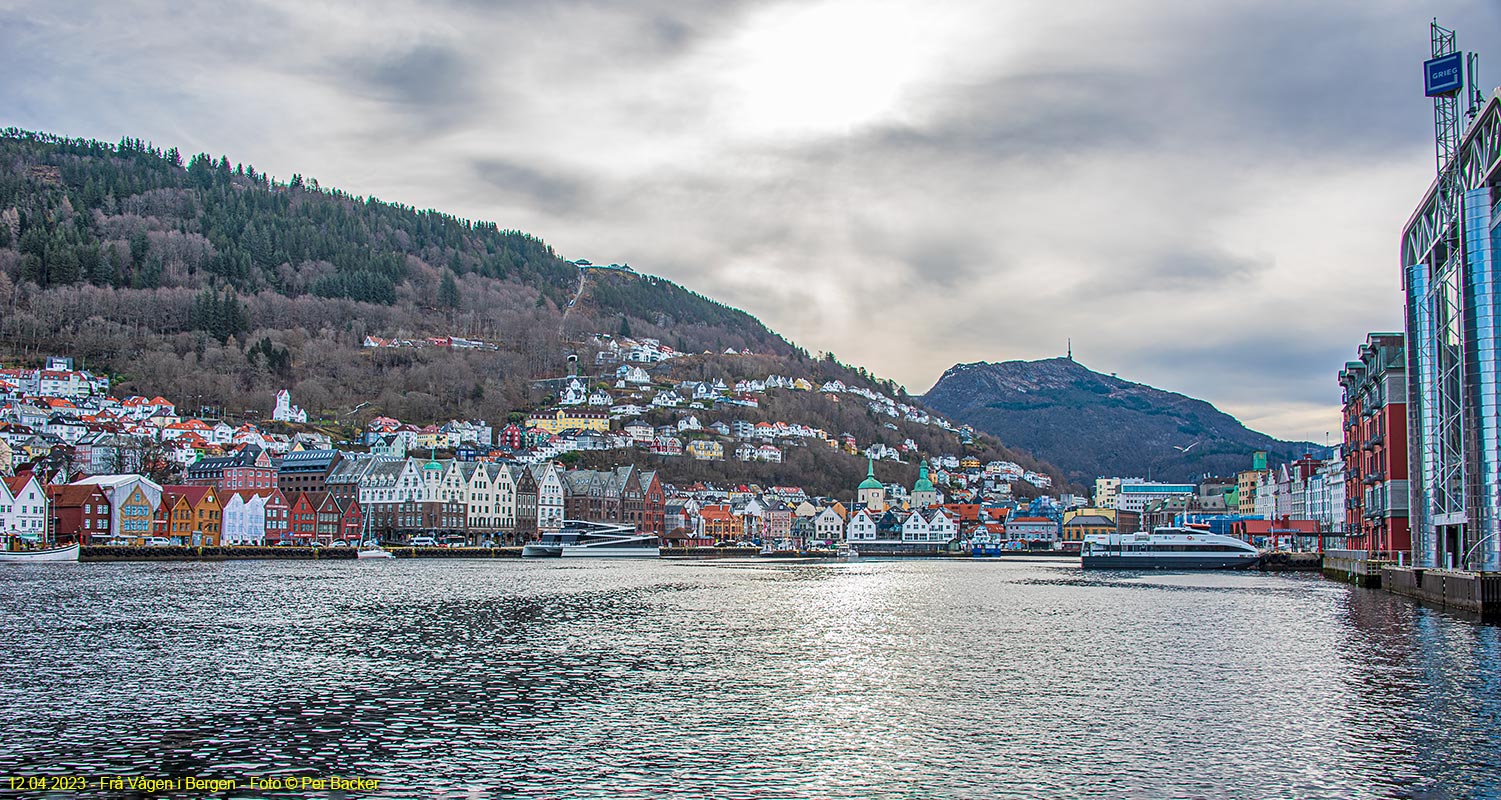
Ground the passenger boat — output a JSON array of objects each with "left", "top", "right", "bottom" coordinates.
[
  {"left": 522, "top": 521, "right": 659, "bottom": 558},
  {"left": 1081, "top": 527, "right": 1260, "bottom": 570},
  {"left": 0, "top": 542, "right": 81, "bottom": 563}
]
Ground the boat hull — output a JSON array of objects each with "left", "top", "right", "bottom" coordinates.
[
  {"left": 560, "top": 546, "right": 659, "bottom": 558},
  {"left": 0, "top": 543, "right": 81, "bottom": 563},
  {"left": 356, "top": 549, "right": 394, "bottom": 559},
  {"left": 1081, "top": 554, "right": 1260, "bottom": 570},
  {"left": 524, "top": 543, "right": 660, "bottom": 558}
]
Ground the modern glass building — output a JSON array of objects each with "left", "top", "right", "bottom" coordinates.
[{"left": 1402, "top": 86, "right": 1501, "bottom": 571}]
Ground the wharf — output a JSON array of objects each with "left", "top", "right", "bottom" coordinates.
[
  {"left": 80, "top": 545, "right": 526, "bottom": 561},
  {"left": 1317, "top": 549, "right": 1501, "bottom": 619},
  {"left": 1257, "top": 552, "right": 1323, "bottom": 572},
  {"left": 1381, "top": 566, "right": 1501, "bottom": 619},
  {"left": 1322, "top": 549, "right": 1387, "bottom": 587}
]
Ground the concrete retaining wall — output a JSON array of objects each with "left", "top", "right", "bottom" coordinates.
[
  {"left": 1323, "top": 550, "right": 1385, "bottom": 588},
  {"left": 1381, "top": 566, "right": 1501, "bottom": 618}
]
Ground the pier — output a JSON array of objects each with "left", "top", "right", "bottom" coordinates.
[{"left": 78, "top": 545, "right": 528, "bottom": 561}]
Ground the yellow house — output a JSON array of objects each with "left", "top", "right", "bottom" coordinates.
[
  {"left": 413, "top": 426, "right": 443, "bottom": 450},
  {"left": 119, "top": 485, "right": 155, "bottom": 545},
  {"left": 686, "top": 440, "right": 724, "bottom": 460},
  {"left": 1061, "top": 511, "right": 1115, "bottom": 543},
  {"left": 791, "top": 378, "right": 813, "bottom": 391},
  {"left": 1063, "top": 507, "right": 1117, "bottom": 525},
  {"left": 162, "top": 486, "right": 222, "bottom": 546},
  {"left": 960, "top": 457, "right": 981, "bottom": 470},
  {"left": 524, "top": 409, "right": 610, "bottom": 434}
]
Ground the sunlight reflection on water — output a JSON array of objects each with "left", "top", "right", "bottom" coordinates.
[{"left": 0, "top": 558, "right": 1497, "bottom": 799}]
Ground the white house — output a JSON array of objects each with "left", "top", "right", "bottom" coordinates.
[
  {"left": 845, "top": 508, "right": 877, "bottom": 542},
  {"left": 0, "top": 474, "right": 47, "bottom": 538},
  {"left": 532, "top": 463, "right": 565, "bottom": 534},
  {"left": 615, "top": 365, "right": 651, "bottom": 385},
  {"left": 273, "top": 389, "right": 308, "bottom": 423},
  {"left": 559, "top": 378, "right": 588, "bottom": 406},
  {"left": 814, "top": 507, "right": 844, "bottom": 542},
  {"left": 221, "top": 490, "right": 268, "bottom": 545},
  {"left": 901, "top": 510, "right": 931, "bottom": 542}
]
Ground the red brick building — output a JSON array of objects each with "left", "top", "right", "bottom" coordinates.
[
  {"left": 183, "top": 445, "right": 276, "bottom": 490},
  {"left": 1338, "top": 333, "right": 1410, "bottom": 556}
]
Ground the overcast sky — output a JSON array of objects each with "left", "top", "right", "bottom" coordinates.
[{"left": 4, "top": 0, "right": 1499, "bottom": 443}]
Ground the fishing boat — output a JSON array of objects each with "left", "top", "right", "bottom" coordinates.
[{"left": 0, "top": 542, "right": 81, "bottom": 563}]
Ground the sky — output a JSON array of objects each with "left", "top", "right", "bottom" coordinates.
[{"left": 3, "top": 0, "right": 1499, "bottom": 443}]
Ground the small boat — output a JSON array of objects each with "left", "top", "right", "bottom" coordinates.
[
  {"left": 356, "top": 543, "right": 394, "bottom": 559},
  {"left": 835, "top": 544, "right": 859, "bottom": 561},
  {"left": 1081, "top": 527, "right": 1260, "bottom": 570},
  {"left": 0, "top": 542, "right": 81, "bottom": 563},
  {"left": 522, "top": 520, "right": 659, "bottom": 558}
]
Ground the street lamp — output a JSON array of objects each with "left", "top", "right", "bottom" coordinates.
[{"left": 1460, "top": 530, "right": 1500, "bottom": 572}]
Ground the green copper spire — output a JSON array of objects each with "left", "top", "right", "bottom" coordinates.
[
  {"left": 858, "top": 457, "right": 882, "bottom": 490},
  {"left": 913, "top": 459, "right": 935, "bottom": 494}
]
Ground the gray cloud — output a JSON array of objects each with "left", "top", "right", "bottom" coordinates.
[
  {"left": 351, "top": 42, "right": 474, "bottom": 108},
  {"left": 2, "top": 0, "right": 1498, "bottom": 443},
  {"left": 472, "top": 158, "right": 591, "bottom": 215}
]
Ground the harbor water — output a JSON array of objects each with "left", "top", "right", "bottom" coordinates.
[{"left": 1, "top": 558, "right": 1498, "bottom": 798}]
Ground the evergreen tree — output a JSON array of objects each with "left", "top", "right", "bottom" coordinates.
[
  {"left": 618, "top": 315, "right": 632, "bottom": 338},
  {"left": 48, "top": 244, "right": 80, "bottom": 284},
  {"left": 438, "top": 270, "right": 460, "bottom": 309},
  {"left": 89, "top": 246, "right": 115, "bottom": 285},
  {"left": 129, "top": 230, "right": 150, "bottom": 266}
]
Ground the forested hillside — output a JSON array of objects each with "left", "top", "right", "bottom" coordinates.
[{"left": 0, "top": 129, "right": 788, "bottom": 420}]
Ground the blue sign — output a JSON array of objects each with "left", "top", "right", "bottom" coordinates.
[{"left": 1425, "top": 52, "right": 1464, "bottom": 97}]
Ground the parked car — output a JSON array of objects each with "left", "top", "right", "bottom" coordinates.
[
  {"left": 144, "top": 537, "right": 170, "bottom": 547},
  {"left": 330, "top": 540, "right": 348, "bottom": 547},
  {"left": 411, "top": 535, "right": 439, "bottom": 547}
]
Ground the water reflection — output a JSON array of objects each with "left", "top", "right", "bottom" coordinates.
[{"left": 0, "top": 559, "right": 1497, "bottom": 798}]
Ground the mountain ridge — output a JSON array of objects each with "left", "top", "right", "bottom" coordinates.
[{"left": 921, "top": 356, "right": 1323, "bottom": 483}]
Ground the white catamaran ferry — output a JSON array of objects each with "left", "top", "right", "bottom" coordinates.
[
  {"left": 1081, "top": 527, "right": 1261, "bottom": 570},
  {"left": 521, "top": 520, "right": 659, "bottom": 558}
]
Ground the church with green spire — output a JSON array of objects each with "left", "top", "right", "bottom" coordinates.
[
  {"left": 857, "top": 457, "right": 886, "bottom": 511},
  {"left": 912, "top": 460, "right": 940, "bottom": 508}
]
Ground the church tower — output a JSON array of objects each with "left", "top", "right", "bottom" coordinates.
[
  {"left": 857, "top": 458, "right": 886, "bottom": 512},
  {"left": 912, "top": 459, "right": 939, "bottom": 508}
]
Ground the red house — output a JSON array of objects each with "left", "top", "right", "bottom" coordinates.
[
  {"left": 288, "top": 492, "right": 318, "bottom": 543},
  {"left": 337, "top": 496, "right": 363, "bottom": 543},
  {"left": 261, "top": 488, "right": 291, "bottom": 544},
  {"left": 46, "top": 484, "right": 111, "bottom": 545},
  {"left": 641, "top": 470, "right": 665, "bottom": 535}
]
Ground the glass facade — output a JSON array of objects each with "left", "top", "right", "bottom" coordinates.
[
  {"left": 1403, "top": 94, "right": 1501, "bottom": 572},
  {"left": 1463, "top": 187, "right": 1501, "bottom": 571}
]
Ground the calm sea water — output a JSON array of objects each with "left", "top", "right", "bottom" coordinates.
[{"left": 1, "top": 557, "right": 1498, "bottom": 799}]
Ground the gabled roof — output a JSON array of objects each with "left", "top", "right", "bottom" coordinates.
[
  {"left": 164, "top": 485, "right": 218, "bottom": 507},
  {"left": 45, "top": 483, "right": 108, "bottom": 506}
]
